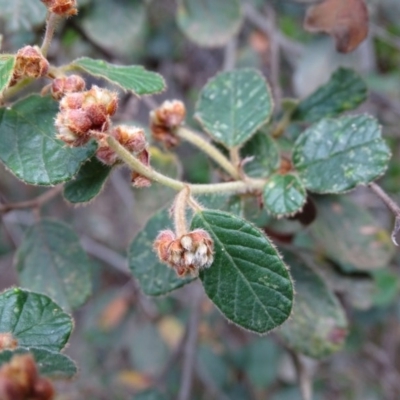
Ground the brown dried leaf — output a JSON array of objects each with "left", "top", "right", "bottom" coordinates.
[{"left": 304, "top": 0, "right": 369, "bottom": 53}]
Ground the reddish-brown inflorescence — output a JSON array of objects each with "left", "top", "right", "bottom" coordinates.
[
  {"left": 95, "top": 125, "right": 148, "bottom": 165},
  {"left": 10, "top": 46, "right": 49, "bottom": 85},
  {"left": 55, "top": 85, "right": 118, "bottom": 147},
  {"left": 0, "top": 354, "right": 54, "bottom": 400},
  {"left": 150, "top": 100, "right": 186, "bottom": 148},
  {"left": 50, "top": 75, "right": 86, "bottom": 100},
  {"left": 41, "top": 0, "right": 78, "bottom": 17},
  {"left": 154, "top": 229, "right": 214, "bottom": 277}
]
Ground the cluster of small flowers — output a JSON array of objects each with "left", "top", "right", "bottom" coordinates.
[
  {"left": 97, "top": 125, "right": 151, "bottom": 187},
  {"left": 150, "top": 100, "right": 186, "bottom": 148},
  {"left": 53, "top": 79, "right": 151, "bottom": 186},
  {"left": 0, "top": 354, "right": 54, "bottom": 400},
  {"left": 54, "top": 84, "right": 118, "bottom": 147},
  {"left": 154, "top": 229, "right": 214, "bottom": 277},
  {"left": 10, "top": 46, "right": 49, "bottom": 86},
  {"left": 41, "top": 0, "right": 78, "bottom": 16}
]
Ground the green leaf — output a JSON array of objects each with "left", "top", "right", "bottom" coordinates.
[
  {"left": 0, "top": 0, "right": 46, "bottom": 32},
  {"left": 293, "top": 115, "right": 391, "bottom": 193},
  {"left": 14, "top": 220, "right": 92, "bottom": 311},
  {"left": 0, "top": 288, "right": 73, "bottom": 351},
  {"left": 263, "top": 174, "right": 306, "bottom": 217},
  {"left": 191, "top": 210, "right": 293, "bottom": 333},
  {"left": 195, "top": 69, "right": 273, "bottom": 148},
  {"left": 63, "top": 157, "right": 112, "bottom": 204},
  {"left": 0, "top": 95, "right": 96, "bottom": 186},
  {"left": 311, "top": 196, "right": 395, "bottom": 271},
  {"left": 129, "top": 208, "right": 193, "bottom": 296},
  {"left": 176, "top": 0, "right": 243, "bottom": 47},
  {"left": 278, "top": 253, "right": 348, "bottom": 359},
  {"left": 0, "top": 56, "right": 15, "bottom": 94},
  {"left": 0, "top": 347, "right": 77, "bottom": 379},
  {"left": 242, "top": 338, "right": 281, "bottom": 389},
  {"left": 293, "top": 68, "right": 368, "bottom": 122},
  {"left": 71, "top": 57, "right": 165, "bottom": 96},
  {"left": 79, "top": 0, "right": 146, "bottom": 59},
  {"left": 241, "top": 132, "right": 280, "bottom": 178}
]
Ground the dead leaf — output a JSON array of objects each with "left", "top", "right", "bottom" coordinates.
[
  {"left": 116, "top": 370, "right": 152, "bottom": 390},
  {"left": 98, "top": 294, "right": 130, "bottom": 331},
  {"left": 157, "top": 317, "right": 184, "bottom": 349},
  {"left": 304, "top": 0, "right": 369, "bottom": 53}
]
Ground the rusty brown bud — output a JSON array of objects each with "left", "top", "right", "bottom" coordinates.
[
  {"left": 153, "top": 228, "right": 214, "bottom": 277},
  {"left": 150, "top": 100, "right": 186, "bottom": 149},
  {"left": 51, "top": 75, "right": 86, "bottom": 100},
  {"left": 41, "top": 0, "right": 78, "bottom": 17},
  {"left": 12, "top": 46, "right": 49, "bottom": 84}
]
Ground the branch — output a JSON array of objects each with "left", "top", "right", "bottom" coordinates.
[
  {"left": 244, "top": 3, "right": 304, "bottom": 62},
  {"left": 369, "top": 182, "right": 400, "bottom": 246},
  {"left": 289, "top": 351, "right": 313, "bottom": 400},
  {"left": 177, "top": 284, "right": 203, "bottom": 400},
  {"left": 41, "top": 12, "right": 61, "bottom": 57},
  {"left": 0, "top": 186, "right": 62, "bottom": 214},
  {"left": 107, "top": 136, "right": 265, "bottom": 194},
  {"left": 223, "top": 38, "right": 237, "bottom": 71},
  {"left": 176, "top": 127, "right": 240, "bottom": 180}
]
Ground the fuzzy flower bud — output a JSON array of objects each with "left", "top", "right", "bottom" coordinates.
[
  {"left": 41, "top": 0, "right": 78, "bottom": 16},
  {"left": 11, "top": 46, "right": 49, "bottom": 84},
  {"left": 131, "top": 149, "right": 151, "bottom": 188},
  {"left": 51, "top": 75, "right": 86, "bottom": 100},
  {"left": 153, "top": 229, "right": 214, "bottom": 277},
  {"left": 150, "top": 100, "right": 186, "bottom": 148},
  {"left": 95, "top": 125, "right": 148, "bottom": 166},
  {"left": 55, "top": 86, "right": 118, "bottom": 147},
  {"left": 55, "top": 109, "right": 92, "bottom": 147},
  {"left": 0, "top": 354, "right": 54, "bottom": 400}
]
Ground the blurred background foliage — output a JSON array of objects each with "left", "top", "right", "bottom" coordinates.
[{"left": 1, "top": 0, "right": 400, "bottom": 399}]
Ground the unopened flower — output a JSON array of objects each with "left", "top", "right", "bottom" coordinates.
[
  {"left": 0, "top": 354, "right": 54, "bottom": 400},
  {"left": 131, "top": 149, "right": 151, "bottom": 188},
  {"left": 95, "top": 125, "right": 148, "bottom": 166},
  {"left": 150, "top": 100, "right": 186, "bottom": 148},
  {"left": 41, "top": 0, "right": 78, "bottom": 16},
  {"left": 51, "top": 75, "right": 85, "bottom": 100},
  {"left": 55, "top": 86, "right": 118, "bottom": 147},
  {"left": 55, "top": 109, "right": 92, "bottom": 146},
  {"left": 153, "top": 229, "right": 214, "bottom": 277},
  {"left": 11, "top": 46, "right": 49, "bottom": 85}
]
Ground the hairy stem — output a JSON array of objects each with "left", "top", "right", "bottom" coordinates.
[
  {"left": 290, "top": 351, "right": 313, "bottom": 400},
  {"left": 174, "top": 187, "right": 190, "bottom": 237},
  {"left": 176, "top": 127, "right": 240, "bottom": 180},
  {"left": 107, "top": 137, "right": 265, "bottom": 194},
  {"left": 41, "top": 13, "right": 61, "bottom": 57},
  {"left": 369, "top": 182, "right": 400, "bottom": 245},
  {"left": 0, "top": 186, "right": 62, "bottom": 214}
]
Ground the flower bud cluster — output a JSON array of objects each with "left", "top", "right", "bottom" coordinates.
[
  {"left": 96, "top": 125, "right": 147, "bottom": 165},
  {"left": 50, "top": 75, "right": 86, "bottom": 100},
  {"left": 0, "top": 354, "right": 54, "bottom": 400},
  {"left": 41, "top": 0, "right": 78, "bottom": 16},
  {"left": 11, "top": 46, "right": 49, "bottom": 85},
  {"left": 154, "top": 229, "right": 214, "bottom": 277},
  {"left": 150, "top": 100, "right": 186, "bottom": 148},
  {"left": 96, "top": 125, "right": 151, "bottom": 187},
  {"left": 55, "top": 85, "right": 118, "bottom": 147}
]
